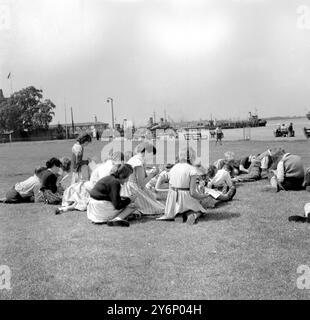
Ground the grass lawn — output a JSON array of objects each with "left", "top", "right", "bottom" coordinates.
[{"left": 1, "top": 139, "right": 310, "bottom": 299}]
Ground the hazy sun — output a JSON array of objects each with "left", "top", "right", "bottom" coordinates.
[{"left": 147, "top": 13, "right": 232, "bottom": 58}]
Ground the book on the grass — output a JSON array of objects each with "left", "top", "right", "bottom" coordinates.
[{"left": 204, "top": 188, "right": 222, "bottom": 199}]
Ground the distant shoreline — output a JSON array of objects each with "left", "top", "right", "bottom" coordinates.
[{"left": 262, "top": 115, "right": 306, "bottom": 121}]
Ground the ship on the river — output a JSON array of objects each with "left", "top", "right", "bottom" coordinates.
[
  {"left": 141, "top": 111, "right": 267, "bottom": 139},
  {"left": 212, "top": 112, "right": 267, "bottom": 129},
  {"left": 178, "top": 112, "right": 267, "bottom": 130}
]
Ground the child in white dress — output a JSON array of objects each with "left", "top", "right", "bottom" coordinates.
[
  {"left": 55, "top": 153, "right": 123, "bottom": 215},
  {"left": 156, "top": 148, "right": 210, "bottom": 224},
  {"left": 122, "top": 142, "right": 165, "bottom": 215}
]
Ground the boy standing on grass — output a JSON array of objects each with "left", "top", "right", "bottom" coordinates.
[
  {"left": 71, "top": 132, "right": 92, "bottom": 184},
  {"left": 215, "top": 126, "right": 223, "bottom": 145}
]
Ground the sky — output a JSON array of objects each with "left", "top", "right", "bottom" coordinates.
[{"left": 1, "top": 0, "right": 310, "bottom": 126}]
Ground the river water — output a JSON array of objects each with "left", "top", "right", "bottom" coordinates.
[{"left": 221, "top": 117, "right": 310, "bottom": 141}]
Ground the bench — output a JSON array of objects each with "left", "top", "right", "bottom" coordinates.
[{"left": 184, "top": 133, "right": 202, "bottom": 140}]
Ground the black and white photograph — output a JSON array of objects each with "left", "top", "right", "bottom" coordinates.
[{"left": 1, "top": 0, "right": 310, "bottom": 303}]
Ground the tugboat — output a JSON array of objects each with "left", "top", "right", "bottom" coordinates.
[
  {"left": 146, "top": 116, "right": 177, "bottom": 139},
  {"left": 247, "top": 112, "right": 267, "bottom": 127}
]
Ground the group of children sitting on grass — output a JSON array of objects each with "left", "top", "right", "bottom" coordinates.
[{"left": 1, "top": 132, "right": 310, "bottom": 226}]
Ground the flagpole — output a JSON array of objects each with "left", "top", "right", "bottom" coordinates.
[
  {"left": 71, "top": 107, "right": 75, "bottom": 137},
  {"left": 10, "top": 75, "right": 13, "bottom": 95},
  {"left": 64, "top": 98, "right": 68, "bottom": 139},
  {"left": 7, "top": 72, "right": 13, "bottom": 95}
]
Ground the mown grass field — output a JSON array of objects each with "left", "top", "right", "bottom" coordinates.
[{"left": 1, "top": 139, "right": 310, "bottom": 300}]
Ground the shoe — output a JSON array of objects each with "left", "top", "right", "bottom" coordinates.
[
  {"left": 0, "top": 198, "right": 7, "bottom": 203},
  {"left": 156, "top": 216, "right": 175, "bottom": 222},
  {"left": 91, "top": 221, "right": 107, "bottom": 225},
  {"left": 55, "top": 208, "right": 62, "bottom": 215},
  {"left": 288, "top": 215, "right": 310, "bottom": 223},
  {"left": 107, "top": 219, "right": 130, "bottom": 227},
  {"left": 187, "top": 213, "right": 197, "bottom": 225}
]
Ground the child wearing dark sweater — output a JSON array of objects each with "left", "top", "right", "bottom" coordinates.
[
  {"left": 90, "top": 175, "right": 131, "bottom": 210},
  {"left": 87, "top": 163, "right": 136, "bottom": 227},
  {"left": 37, "top": 158, "right": 63, "bottom": 204}
]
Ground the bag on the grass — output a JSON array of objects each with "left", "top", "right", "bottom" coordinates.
[
  {"left": 44, "top": 190, "right": 62, "bottom": 205},
  {"left": 37, "top": 190, "right": 62, "bottom": 205}
]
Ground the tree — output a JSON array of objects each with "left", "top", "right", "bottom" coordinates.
[
  {"left": 55, "top": 123, "right": 65, "bottom": 139},
  {"left": 0, "top": 100, "right": 21, "bottom": 132},
  {"left": 0, "top": 86, "right": 56, "bottom": 133}
]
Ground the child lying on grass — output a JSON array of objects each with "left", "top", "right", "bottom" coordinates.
[
  {"left": 1, "top": 167, "right": 47, "bottom": 204},
  {"left": 232, "top": 157, "right": 262, "bottom": 183}
]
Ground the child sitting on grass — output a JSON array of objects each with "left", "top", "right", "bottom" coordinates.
[
  {"left": 55, "top": 153, "right": 120, "bottom": 215},
  {"left": 265, "top": 152, "right": 305, "bottom": 192},
  {"left": 57, "top": 157, "right": 72, "bottom": 192},
  {"left": 154, "top": 164, "right": 173, "bottom": 199},
  {"left": 1, "top": 167, "right": 47, "bottom": 204},
  {"left": 87, "top": 164, "right": 137, "bottom": 227},
  {"left": 37, "top": 158, "right": 63, "bottom": 205},
  {"left": 214, "top": 152, "right": 240, "bottom": 176},
  {"left": 145, "top": 164, "right": 174, "bottom": 200},
  {"left": 199, "top": 164, "right": 237, "bottom": 208},
  {"left": 208, "top": 163, "right": 234, "bottom": 191}
]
